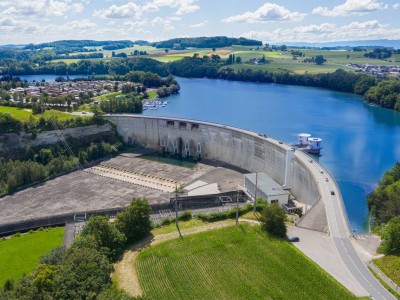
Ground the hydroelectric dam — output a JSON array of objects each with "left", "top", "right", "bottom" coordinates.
[{"left": 104, "top": 114, "right": 394, "bottom": 300}]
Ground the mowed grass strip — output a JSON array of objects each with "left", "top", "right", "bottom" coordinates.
[
  {"left": 136, "top": 224, "right": 356, "bottom": 300},
  {"left": 374, "top": 255, "right": 400, "bottom": 286},
  {"left": 0, "top": 227, "right": 65, "bottom": 286},
  {"left": 0, "top": 105, "right": 85, "bottom": 122}
]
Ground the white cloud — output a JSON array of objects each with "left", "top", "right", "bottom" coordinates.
[
  {"left": 242, "top": 20, "right": 400, "bottom": 43},
  {"left": 95, "top": 0, "right": 199, "bottom": 19},
  {"left": 72, "top": 3, "right": 84, "bottom": 13},
  {"left": 135, "top": 28, "right": 152, "bottom": 34},
  {"left": 151, "top": 16, "right": 179, "bottom": 30},
  {"left": 222, "top": 3, "right": 306, "bottom": 23},
  {"left": 149, "top": 0, "right": 200, "bottom": 15},
  {"left": 190, "top": 20, "right": 208, "bottom": 27},
  {"left": 0, "top": 0, "right": 85, "bottom": 17},
  {"left": 94, "top": 2, "right": 142, "bottom": 19},
  {"left": 0, "top": 17, "right": 40, "bottom": 33},
  {"left": 312, "top": 0, "right": 387, "bottom": 17},
  {"left": 64, "top": 19, "right": 97, "bottom": 30},
  {"left": 124, "top": 20, "right": 148, "bottom": 27},
  {"left": 342, "top": 19, "right": 382, "bottom": 30},
  {"left": 393, "top": 3, "right": 400, "bottom": 9}
]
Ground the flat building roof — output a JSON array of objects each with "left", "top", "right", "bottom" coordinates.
[{"left": 244, "top": 173, "right": 289, "bottom": 197}]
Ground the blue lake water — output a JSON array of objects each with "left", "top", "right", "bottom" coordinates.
[
  {"left": 18, "top": 74, "right": 89, "bottom": 82},
  {"left": 144, "top": 77, "right": 400, "bottom": 233}
]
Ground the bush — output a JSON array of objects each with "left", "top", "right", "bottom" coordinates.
[
  {"left": 260, "top": 203, "right": 287, "bottom": 238},
  {"left": 160, "top": 218, "right": 172, "bottom": 226},
  {"left": 178, "top": 210, "right": 192, "bottom": 221},
  {"left": 115, "top": 198, "right": 152, "bottom": 244},
  {"left": 196, "top": 205, "right": 253, "bottom": 222},
  {"left": 81, "top": 216, "right": 126, "bottom": 261}
]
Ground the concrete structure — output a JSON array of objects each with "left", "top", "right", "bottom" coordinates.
[
  {"left": 244, "top": 173, "right": 289, "bottom": 206},
  {"left": 298, "top": 133, "right": 311, "bottom": 147},
  {"left": 105, "top": 115, "right": 321, "bottom": 210},
  {"left": 105, "top": 115, "right": 394, "bottom": 300},
  {"left": 307, "top": 137, "right": 323, "bottom": 154}
]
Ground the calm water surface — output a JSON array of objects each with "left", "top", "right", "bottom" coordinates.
[
  {"left": 19, "top": 74, "right": 89, "bottom": 82},
  {"left": 144, "top": 77, "right": 400, "bottom": 233}
]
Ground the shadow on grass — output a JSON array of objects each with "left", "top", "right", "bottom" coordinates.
[{"left": 116, "top": 233, "right": 155, "bottom": 263}]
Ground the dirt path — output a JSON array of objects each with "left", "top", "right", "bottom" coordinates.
[{"left": 112, "top": 220, "right": 235, "bottom": 297}]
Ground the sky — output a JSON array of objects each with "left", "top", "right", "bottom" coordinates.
[{"left": 1, "top": 0, "right": 400, "bottom": 45}]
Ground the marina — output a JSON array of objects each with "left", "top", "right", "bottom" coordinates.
[{"left": 143, "top": 100, "right": 169, "bottom": 110}]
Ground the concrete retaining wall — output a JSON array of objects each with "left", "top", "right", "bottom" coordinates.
[
  {"left": 106, "top": 115, "right": 321, "bottom": 207},
  {"left": 0, "top": 207, "right": 124, "bottom": 237}
]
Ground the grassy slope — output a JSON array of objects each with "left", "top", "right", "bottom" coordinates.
[
  {"left": 0, "top": 227, "right": 64, "bottom": 286},
  {"left": 151, "top": 219, "right": 209, "bottom": 235},
  {"left": 374, "top": 255, "right": 400, "bottom": 286},
  {"left": 0, "top": 105, "right": 84, "bottom": 122},
  {"left": 136, "top": 224, "right": 356, "bottom": 300}
]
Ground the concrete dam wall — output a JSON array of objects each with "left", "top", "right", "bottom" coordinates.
[{"left": 105, "top": 115, "right": 321, "bottom": 207}]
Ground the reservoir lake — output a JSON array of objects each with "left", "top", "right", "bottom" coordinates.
[{"left": 144, "top": 77, "right": 400, "bottom": 233}]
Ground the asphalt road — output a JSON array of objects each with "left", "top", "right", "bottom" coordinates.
[{"left": 296, "top": 150, "right": 395, "bottom": 300}]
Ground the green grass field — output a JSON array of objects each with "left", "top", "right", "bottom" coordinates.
[
  {"left": 0, "top": 227, "right": 64, "bottom": 287},
  {"left": 92, "top": 91, "right": 122, "bottom": 101},
  {"left": 374, "top": 255, "right": 400, "bottom": 286},
  {"left": 151, "top": 218, "right": 210, "bottom": 235},
  {"left": 136, "top": 224, "right": 356, "bottom": 300},
  {"left": 50, "top": 44, "right": 399, "bottom": 74},
  {"left": 147, "top": 89, "right": 157, "bottom": 100},
  {"left": 0, "top": 105, "right": 83, "bottom": 122}
]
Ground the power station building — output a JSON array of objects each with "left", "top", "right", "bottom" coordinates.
[{"left": 244, "top": 173, "right": 290, "bottom": 206}]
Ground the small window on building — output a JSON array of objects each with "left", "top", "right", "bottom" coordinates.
[
  {"left": 271, "top": 200, "right": 278, "bottom": 204},
  {"left": 191, "top": 123, "right": 199, "bottom": 130},
  {"left": 167, "top": 120, "right": 174, "bottom": 126},
  {"left": 179, "top": 122, "right": 187, "bottom": 129}
]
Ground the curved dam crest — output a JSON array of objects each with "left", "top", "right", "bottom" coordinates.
[{"left": 106, "top": 114, "right": 323, "bottom": 218}]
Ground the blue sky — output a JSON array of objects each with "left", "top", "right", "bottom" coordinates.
[{"left": 1, "top": 0, "right": 400, "bottom": 44}]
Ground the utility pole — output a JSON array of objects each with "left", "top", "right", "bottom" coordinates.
[
  {"left": 253, "top": 172, "right": 258, "bottom": 213},
  {"left": 175, "top": 185, "right": 182, "bottom": 238},
  {"left": 236, "top": 190, "right": 239, "bottom": 225}
]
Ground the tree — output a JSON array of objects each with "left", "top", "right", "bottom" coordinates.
[
  {"left": 81, "top": 216, "right": 126, "bottom": 260},
  {"left": 164, "top": 49, "right": 169, "bottom": 54},
  {"left": 39, "top": 246, "right": 66, "bottom": 265},
  {"left": 379, "top": 216, "right": 400, "bottom": 254},
  {"left": 260, "top": 203, "right": 286, "bottom": 238},
  {"left": 115, "top": 198, "right": 152, "bottom": 243},
  {"left": 33, "top": 264, "right": 58, "bottom": 294},
  {"left": 314, "top": 55, "right": 326, "bottom": 65},
  {"left": 52, "top": 236, "right": 113, "bottom": 299}
]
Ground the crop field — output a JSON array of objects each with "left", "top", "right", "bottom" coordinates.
[
  {"left": 0, "top": 227, "right": 64, "bottom": 286},
  {"left": 136, "top": 224, "right": 356, "bottom": 300},
  {"left": 223, "top": 61, "right": 346, "bottom": 74},
  {"left": 150, "top": 46, "right": 399, "bottom": 74},
  {"left": 0, "top": 105, "right": 85, "bottom": 122},
  {"left": 374, "top": 255, "right": 400, "bottom": 286}
]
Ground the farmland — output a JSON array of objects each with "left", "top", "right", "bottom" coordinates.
[
  {"left": 136, "top": 224, "right": 356, "bottom": 300},
  {"left": 47, "top": 42, "right": 400, "bottom": 75},
  {"left": 0, "top": 227, "right": 65, "bottom": 286}
]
